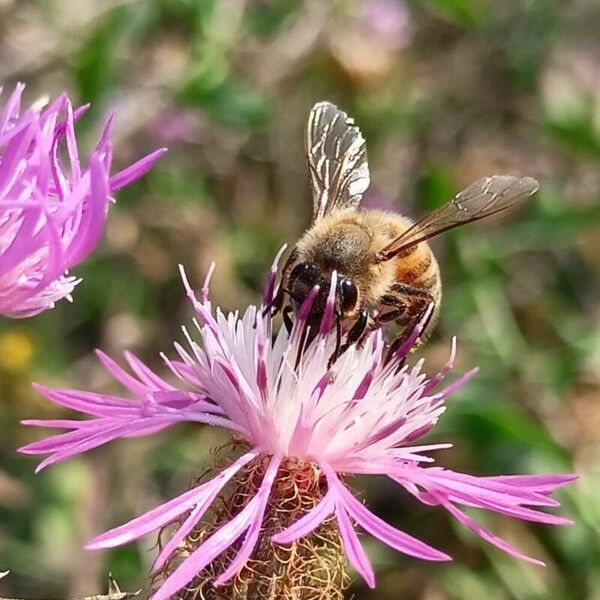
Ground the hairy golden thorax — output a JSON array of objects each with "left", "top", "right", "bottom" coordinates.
[{"left": 294, "top": 209, "right": 441, "bottom": 312}]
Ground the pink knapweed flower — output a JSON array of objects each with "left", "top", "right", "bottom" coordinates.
[
  {"left": 21, "top": 250, "right": 575, "bottom": 599},
  {"left": 0, "top": 83, "right": 165, "bottom": 317},
  {"left": 363, "top": 0, "right": 413, "bottom": 50}
]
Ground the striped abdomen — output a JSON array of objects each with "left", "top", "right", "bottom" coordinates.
[{"left": 394, "top": 241, "right": 441, "bottom": 302}]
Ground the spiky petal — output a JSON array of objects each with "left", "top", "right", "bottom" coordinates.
[{"left": 0, "top": 83, "right": 166, "bottom": 317}]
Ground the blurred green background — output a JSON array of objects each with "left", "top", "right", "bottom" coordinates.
[{"left": 0, "top": 0, "right": 599, "bottom": 598}]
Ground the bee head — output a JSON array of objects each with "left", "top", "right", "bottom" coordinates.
[{"left": 287, "top": 262, "right": 359, "bottom": 318}]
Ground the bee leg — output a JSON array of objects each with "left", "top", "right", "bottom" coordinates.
[
  {"left": 327, "top": 315, "right": 344, "bottom": 369},
  {"left": 380, "top": 284, "right": 436, "bottom": 364},
  {"left": 390, "top": 317, "right": 437, "bottom": 365},
  {"left": 388, "top": 283, "right": 434, "bottom": 304},
  {"left": 339, "top": 302, "right": 404, "bottom": 359},
  {"left": 376, "top": 294, "right": 408, "bottom": 323},
  {"left": 385, "top": 305, "right": 432, "bottom": 365},
  {"left": 337, "top": 309, "right": 370, "bottom": 358},
  {"left": 385, "top": 284, "right": 431, "bottom": 299},
  {"left": 364, "top": 294, "right": 408, "bottom": 343},
  {"left": 386, "top": 284, "right": 435, "bottom": 330},
  {"left": 282, "top": 305, "right": 294, "bottom": 334},
  {"left": 385, "top": 335, "right": 406, "bottom": 366}
]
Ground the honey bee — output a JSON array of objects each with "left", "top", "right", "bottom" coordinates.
[{"left": 272, "top": 101, "right": 538, "bottom": 359}]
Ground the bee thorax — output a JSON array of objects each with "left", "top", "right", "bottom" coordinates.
[{"left": 298, "top": 220, "right": 371, "bottom": 280}]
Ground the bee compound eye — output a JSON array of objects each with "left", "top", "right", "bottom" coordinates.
[
  {"left": 338, "top": 278, "right": 358, "bottom": 312},
  {"left": 290, "top": 262, "right": 319, "bottom": 286}
]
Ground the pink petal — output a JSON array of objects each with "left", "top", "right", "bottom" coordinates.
[
  {"left": 32, "top": 384, "right": 138, "bottom": 414},
  {"left": 19, "top": 419, "right": 117, "bottom": 453},
  {"left": 318, "top": 270, "right": 337, "bottom": 335},
  {"left": 64, "top": 100, "right": 81, "bottom": 181},
  {"left": 424, "top": 470, "right": 558, "bottom": 507},
  {"left": 417, "top": 469, "right": 573, "bottom": 521},
  {"left": 109, "top": 148, "right": 167, "bottom": 191},
  {"left": 63, "top": 153, "right": 109, "bottom": 266},
  {"left": 0, "top": 124, "right": 36, "bottom": 199},
  {"left": 151, "top": 495, "right": 259, "bottom": 600},
  {"left": 152, "top": 499, "right": 210, "bottom": 571},
  {"left": 453, "top": 495, "right": 573, "bottom": 526},
  {"left": 338, "top": 484, "right": 450, "bottom": 561},
  {"left": 433, "top": 367, "right": 479, "bottom": 402},
  {"left": 0, "top": 82, "right": 25, "bottom": 128},
  {"left": 435, "top": 494, "right": 546, "bottom": 566},
  {"left": 214, "top": 455, "right": 281, "bottom": 585},
  {"left": 272, "top": 491, "right": 336, "bottom": 544},
  {"left": 336, "top": 504, "right": 375, "bottom": 588},
  {"left": 0, "top": 209, "right": 41, "bottom": 277},
  {"left": 95, "top": 111, "right": 116, "bottom": 156},
  {"left": 95, "top": 350, "right": 152, "bottom": 395},
  {"left": 32, "top": 417, "right": 178, "bottom": 471},
  {"left": 21, "top": 418, "right": 96, "bottom": 429},
  {"left": 123, "top": 351, "right": 176, "bottom": 391},
  {"left": 421, "top": 337, "right": 457, "bottom": 394},
  {"left": 88, "top": 451, "right": 257, "bottom": 550},
  {"left": 384, "top": 303, "right": 434, "bottom": 365},
  {"left": 262, "top": 243, "right": 287, "bottom": 307},
  {"left": 484, "top": 474, "right": 577, "bottom": 492}
]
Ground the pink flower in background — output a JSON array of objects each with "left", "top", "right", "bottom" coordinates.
[
  {"left": 0, "top": 83, "right": 166, "bottom": 317},
  {"left": 21, "top": 251, "right": 575, "bottom": 600},
  {"left": 363, "top": 0, "right": 413, "bottom": 50},
  {"left": 151, "top": 107, "right": 206, "bottom": 144}
]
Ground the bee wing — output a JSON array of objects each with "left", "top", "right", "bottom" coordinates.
[
  {"left": 377, "top": 175, "right": 539, "bottom": 261},
  {"left": 307, "top": 101, "right": 370, "bottom": 222}
]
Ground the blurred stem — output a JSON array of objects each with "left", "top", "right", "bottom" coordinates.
[{"left": 0, "top": 573, "right": 139, "bottom": 600}]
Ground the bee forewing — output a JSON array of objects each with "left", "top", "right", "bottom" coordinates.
[
  {"left": 455, "top": 175, "right": 539, "bottom": 208},
  {"left": 377, "top": 175, "right": 539, "bottom": 261},
  {"left": 307, "top": 101, "right": 370, "bottom": 222}
]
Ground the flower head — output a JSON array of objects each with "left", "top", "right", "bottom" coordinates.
[
  {"left": 21, "top": 250, "right": 575, "bottom": 599},
  {"left": 0, "top": 83, "right": 165, "bottom": 317}
]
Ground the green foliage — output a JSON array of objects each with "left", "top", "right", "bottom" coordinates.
[
  {"left": 71, "top": 9, "right": 129, "bottom": 111},
  {"left": 423, "top": 0, "right": 489, "bottom": 27}
]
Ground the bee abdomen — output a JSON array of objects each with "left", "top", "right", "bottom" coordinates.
[
  {"left": 401, "top": 251, "right": 432, "bottom": 284},
  {"left": 395, "top": 244, "right": 439, "bottom": 290}
]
